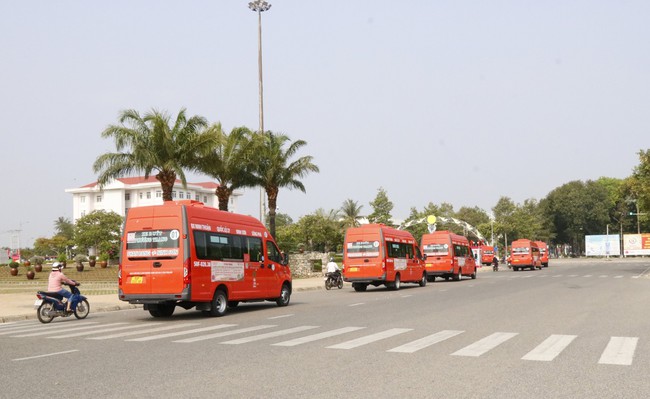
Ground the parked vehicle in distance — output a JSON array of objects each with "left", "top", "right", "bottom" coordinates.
[
  {"left": 118, "top": 200, "right": 292, "bottom": 318},
  {"left": 480, "top": 245, "right": 496, "bottom": 266},
  {"left": 509, "top": 239, "right": 542, "bottom": 271},
  {"left": 342, "top": 224, "right": 427, "bottom": 292},
  {"left": 535, "top": 241, "right": 549, "bottom": 267},
  {"left": 421, "top": 231, "right": 477, "bottom": 282}
]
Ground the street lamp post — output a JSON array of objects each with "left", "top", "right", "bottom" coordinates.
[{"left": 249, "top": 0, "right": 271, "bottom": 222}]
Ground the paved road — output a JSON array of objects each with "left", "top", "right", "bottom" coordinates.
[{"left": 1, "top": 258, "right": 649, "bottom": 398}]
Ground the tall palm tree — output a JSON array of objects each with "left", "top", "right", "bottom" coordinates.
[
  {"left": 93, "top": 108, "right": 214, "bottom": 201},
  {"left": 199, "top": 125, "right": 257, "bottom": 211},
  {"left": 251, "top": 132, "right": 319, "bottom": 238},
  {"left": 340, "top": 199, "right": 363, "bottom": 228}
]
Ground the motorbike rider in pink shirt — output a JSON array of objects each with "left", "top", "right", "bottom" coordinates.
[{"left": 48, "top": 262, "right": 78, "bottom": 312}]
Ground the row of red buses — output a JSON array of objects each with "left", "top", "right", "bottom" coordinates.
[
  {"left": 509, "top": 239, "right": 542, "bottom": 271},
  {"left": 119, "top": 201, "right": 292, "bottom": 318},
  {"left": 421, "top": 231, "right": 477, "bottom": 281},
  {"left": 342, "top": 224, "right": 427, "bottom": 291}
]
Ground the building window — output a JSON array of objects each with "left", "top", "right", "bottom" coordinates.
[
  {"left": 125, "top": 193, "right": 130, "bottom": 201},
  {"left": 156, "top": 191, "right": 162, "bottom": 198},
  {"left": 203, "top": 196, "right": 208, "bottom": 203},
  {"left": 172, "top": 191, "right": 177, "bottom": 199},
  {"left": 96, "top": 195, "right": 102, "bottom": 203},
  {"left": 80, "top": 195, "right": 86, "bottom": 203},
  {"left": 147, "top": 192, "right": 151, "bottom": 199},
  {"left": 187, "top": 192, "right": 191, "bottom": 198},
  {"left": 179, "top": 192, "right": 184, "bottom": 199},
  {"left": 81, "top": 210, "right": 86, "bottom": 217},
  {"left": 139, "top": 192, "right": 143, "bottom": 199},
  {"left": 195, "top": 194, "right": 200, "bottom": 201}
]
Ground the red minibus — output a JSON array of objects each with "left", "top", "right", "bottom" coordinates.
[
  {"left": 510, "top": 239, "right": 542, "bottom": 271},
  {"left": 342, "top": 224, "right": 427, "bottom": 292},
  {"left": 481, "top": 245, "right": 496, "bottom": 265},
  {"left": 534, "top": 241, "right": 549, "bottom": 267},
  {"left": 421, "top": 231, "right": 477, "bottom": 282},
  {"left": 118, "top": 200, "right": 292, "bottom": 317}
]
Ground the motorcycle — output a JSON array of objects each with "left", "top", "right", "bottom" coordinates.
[
  {"left": 324, "top": 272, "right": 344, "bottom": 290},
  {"left": 492, "top": 259, "right": 499, "bottom": 272},
  {"left": 34, "top": 281, "right": 90, "bottom": 323}
]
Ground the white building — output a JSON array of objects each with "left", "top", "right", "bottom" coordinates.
[{"left": 65, "top": 176, "right": 241, "bottom": 223}]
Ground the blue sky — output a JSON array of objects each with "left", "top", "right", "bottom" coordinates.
[{"left": 1, "top": 1, "right": 649, "bottom": 247}]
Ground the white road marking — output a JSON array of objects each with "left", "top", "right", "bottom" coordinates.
[
  {"left": 268, "top": 314, "right": 294, "bottom": 320},
  {"left": 635, "top": 266, "right": 650, "bottom": 278},
  {"left": 569, "top": 275, "right": 579, "bottom": 277},
  {"left": 13, "top": 322, "right": 119, "bottom": 337},
  {"left": 174, "top": 325, "right": 277, "bottom": 343},
  {"left": 614, "top": 276, "right": 624, "bottom": 279},
  {"left": 599, "top": 275, "right": 608, "bottom": 278},
  {"left": 127, "top": 324, "right": 237, "bottom": 342},
  {"left": 48, "top": 323, "right": 144, "bottom": 339},
  {"left": 599, "top": 337, "right": 638, "bottom": 366},
  {"left": 349, "top": 303, "right": 365, "bottom": 307},
  {"left": 583, "top": 275, "right": 592, "bottom": 278},
  {"left": 273, "top": 327, "right": 365, "bottom": 347},
  {"left": 13, "top": 350, "right": 78, "bottom": 361},
  {"left": 388, "top": 330, "right": 464, "bottom": 353},
  {"left": 522, "top": 334, "right": 577, "bottom": 361},
  {"left": 327, "top": 328, "right": 412, "bottom": 350},
  {"left": 222, "top": 326, "right": 319, "bottom": 344},
  {"left": 552, "top": 275, "right": 563, "bottom": 278},
  {"left": 88, "top": 323, "right": 200, "bottom": 340},
  {"left": 452, "top": 332, "right": 518, "bottom": 357},
  {"left": 0, "top": 322, "right": 100, "bottom": 335}
]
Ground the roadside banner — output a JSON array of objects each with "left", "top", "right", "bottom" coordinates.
[
  {"left": 623, "top": 234, "right": 650, "bottom": 256},
  {"left": 585, "top": 235, "right": 621, "bottom": 256}
]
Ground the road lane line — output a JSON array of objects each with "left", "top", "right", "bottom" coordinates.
[
  {"left": 635, "top": 266, "right": 650, "bottom": 278},
  {"left": 128, "top": 324, "right": 237, "bottom": 342},
  {"left": 273, "top": 327, "right": 365, "bottom": 347},
  {"left": 327, "top": 328, "right": 412, "bottom": 350},
  {"left": 0, "top": 322, "right": 100, "bottom": 335},
  {"left": 452, "top": 332, "right": 518, "bottom": 357},
  {"left": 222, "top": 326, "right": 319, "bottom": 344},
  {"left": 48, "top": 323, "right": 152, "bottom": 339},
  {"left": 268, "top": 314, "right": 294, "bottom": 319},
  {"left": 583, "top": 275, "right": 592, "bottom": 278},
  {"left": 13, "top": 322, "right": 120, "bottom": 337},
  {"left": 388, "top": 330, "right": 464, "bottom": 353},
  {"left": 174, "top": 325, "right": 277, "bottom": 343},
  {"left": 13, "top": 350, "right": 79, "bottom": 361},
  {"left": 599, "top": 337, "right": 638, "bottom": 366},
  {"left": 614, "top": 276, "right": 623, "bottom": 279},
  {"left": 349, "top": 303, "right": 365, "bottom": 307},
  {"left": 88, "top": 323, "right": 200, "bottom": 340},
  {"left": 522, "top": 334, "right": 577, "bottom": 361}
]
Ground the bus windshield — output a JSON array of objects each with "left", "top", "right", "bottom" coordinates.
[
  {"left": 423, "top": 243, "right": 449, "bottom": 256},
  {"left": 347, "top": 241, "right": 380, "bottom": 258}
]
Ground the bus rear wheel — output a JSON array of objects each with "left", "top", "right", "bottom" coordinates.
[{"left": 208, "top": 289, "right": 227, "bottom": 317}]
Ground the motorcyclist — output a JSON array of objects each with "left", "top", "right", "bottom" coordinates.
[
  {"left": 326, "top": 257, "right": 341, "bottom": 279},
  {"left": 47, "top": 262, "right": 78, "bottom": 312},
  {"left": 491, "top": 256, "right": 499, "bottom": 271}
]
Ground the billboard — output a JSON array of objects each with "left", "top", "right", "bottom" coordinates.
[
  {"left": 623, "top": 234, "right": 650, "bottom": 256},
  {"left": 585, "top": 235, "right": 621, "bottom": 256}
]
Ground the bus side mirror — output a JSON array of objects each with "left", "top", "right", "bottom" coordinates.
[
  {"left": 422, "top": 254, "right": 427, "bottom": 261},
  {"left": 281, "top": 253, "right": 289, "bottom": 266}
]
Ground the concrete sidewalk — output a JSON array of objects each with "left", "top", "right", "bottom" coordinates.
[{"left": 0, "top": 276, "right": 329, "bottom": 323}]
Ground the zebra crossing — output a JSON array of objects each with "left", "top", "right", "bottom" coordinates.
[
  {"left": 0, "top": 320, "right": 640, "bottom": 366},
  {"left": 483, "top": 273, "right": 641, "bottom": 280}
]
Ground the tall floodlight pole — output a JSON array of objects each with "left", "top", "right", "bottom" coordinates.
[{"left": 249, "top": 0, "right": 271, "bottom": 222}]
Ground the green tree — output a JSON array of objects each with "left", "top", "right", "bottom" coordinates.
[
  {"left": 340, "top": 199, "right": 364, "bottom": 228},
  {"left": 74, "top": 210, "right": 124, "bottom": 256},
  {"left": 200, "top": 125, "right": 257, "bottom": 211},
  {"left": 250, "top": 132, "right": 319, "bottom": 239},
  {"left": 93, "top": 108, "right": 214, "bottom": 201},
  {"left": 278, "top": 212, "right": 343, "bottom": 253},
  {"left": 630, "top": 149, "right": 650, "bottom": 231},
  {"left": 54, "top": 217, "right": 74, "bottom": 241},
  {"left": 367, "top": 187, "right": 394, "bottom": 225}
]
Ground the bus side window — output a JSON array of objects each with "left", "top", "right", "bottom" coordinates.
[{"left": 266, "top": 241, "right": 282, "bottom": 263}]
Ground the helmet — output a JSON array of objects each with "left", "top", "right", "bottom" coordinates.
[
  {"left": 329, "top": 257, "right": 334, "bottom": 262},
  {"left": 51, "top": 262, "right": 62, "bottom": 270}
]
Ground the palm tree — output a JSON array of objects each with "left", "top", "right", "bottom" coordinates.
[
  {"left": 340, "top": 199, "right": 363, "bottom": 228},
  {"left": 251, "top": 132, "right": 319, "bottom": 238},
  {"left": 93, "top": 108, "right": 214, "bottom": 200},
  {"left": 199, "top": 125, "right": 257, "bottom": 211}
]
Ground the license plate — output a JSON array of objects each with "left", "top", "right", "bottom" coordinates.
[
  {"left": 130, "top": 276, "right": 144, "bottom": 284},
  {"left": 349, "top": 267, "right": 358, "bottom": 272},
  {"left": 34, "top": 299, "right": 43, "bottom": 308}
]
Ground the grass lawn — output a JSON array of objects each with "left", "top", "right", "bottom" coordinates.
[{"left": 0, "top": 264, "right": 118, "bottom": 294}]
